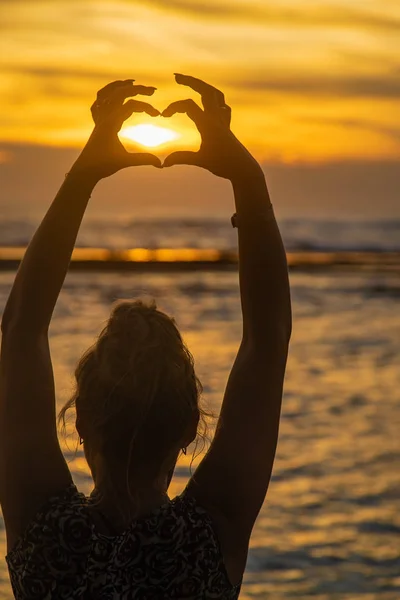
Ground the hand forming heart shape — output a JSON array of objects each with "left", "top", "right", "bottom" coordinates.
[{"left": 70, "top": 74, "right": 263, "bottom": 185}]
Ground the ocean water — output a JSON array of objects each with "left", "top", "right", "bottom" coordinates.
[
  {"left": 0, "top": 215, "right": 400, "bottom": 253},
  {"left": 0, "top": 218, "right": 399, "bottom": 598}
]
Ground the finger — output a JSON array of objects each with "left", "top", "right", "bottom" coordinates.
[
  {"left": 174, "top": 73, "right": 225, "bottom": 113},
  {"left": 90, "top": 100, "right": 101, "bottom": 122},
  {"left": 163, "top": 151, "right": 201, "bottom": 168},
  {"left": 130, "top": 85, "right": 158, "bottom": 97},
  {"left": 220, "top": 103, "right": 232, "bottom": 127},
  {"left": 126, "top": 153, "right": 163, "bottom": 168},
  {"left": 92, "top": 81, "right": 142, "bottom": 123},
  {"left": 121, "top": 99, "right": 160, "bottom": 120},
  {"left": 162, "top": 99, "right": 204, "bottom": 130},
  {"left": 106, "top": 84, "right": 157, "bottom": 109},
  {"left": 96, "top": 79, "right": 135, "bottom": 101},
  {"left": 92, "top": 98, "right": 159, "bottom": 127},
  {"left": 109, "top": 84, "right": 157, "bottom": 102}
]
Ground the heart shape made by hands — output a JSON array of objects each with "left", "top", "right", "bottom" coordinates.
[{"left": 120, "top": 112, "right": 200, "bottom": 157}]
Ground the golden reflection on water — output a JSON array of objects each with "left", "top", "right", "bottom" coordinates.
[
  {"left": 0, "top": 247, "right": 399, "bottom": 269},
  {"left": 0, "top": 269, "right": 399, "bottom": 598}
]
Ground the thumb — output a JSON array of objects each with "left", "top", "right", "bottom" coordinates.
[
  {"left": 126, "top": 152, "right": 162, "bottom": 168},
  {"left": 163, "top": 151, "right": 201, "bottom": 168}
]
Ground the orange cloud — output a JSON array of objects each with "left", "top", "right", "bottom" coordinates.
[{"left": 0, "top": 0, "right": 398, "bottom": 161}]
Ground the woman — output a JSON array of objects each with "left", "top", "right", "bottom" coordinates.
[{"left": 0, "top": 75, "right": 291, "bottom": 599}]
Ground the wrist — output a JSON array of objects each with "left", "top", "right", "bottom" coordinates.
[
  {"left": 230, "top": 166, "right": 266, "bottom": 189},
  {"left": 231, "top": 170, "right": 269, "bottom": 201},
  {"left": 231, "top": 167, "right": 272, "bottom": 221},
  {"left": 65, "top": 164, "right": 100, "bottom": 191},
  {"left": 62, "top": 173, "right": 98, "bottom": 200}
]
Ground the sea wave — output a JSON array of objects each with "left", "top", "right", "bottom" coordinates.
[{"left": 0, "top": 217, "right": 399, "bottom": 253}]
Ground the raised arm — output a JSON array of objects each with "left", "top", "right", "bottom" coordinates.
[
  {"left": 163, "top": 75, "right": 292, "bottom": 537},
  {"left": 1, "top": 80, "right": 160, "bottom": 336},
  {"left": 0, "top": 80, "right": 160, "bottom": 554}
]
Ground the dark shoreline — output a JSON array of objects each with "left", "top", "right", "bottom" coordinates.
[{"left": 0, "top": 248, "right": 399, "bottom": 272}]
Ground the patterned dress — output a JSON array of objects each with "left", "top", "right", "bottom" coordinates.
[{"left": 6, "top": 482, "right": 242, "bottom": 599}]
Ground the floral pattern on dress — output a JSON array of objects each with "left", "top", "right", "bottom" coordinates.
[{"left": 6, "top": 483, "right": 242, "bottom": 599}]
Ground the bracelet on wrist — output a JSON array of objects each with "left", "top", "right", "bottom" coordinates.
[{"left": 231, "top": 205, "right": 274, "bottom": 228}]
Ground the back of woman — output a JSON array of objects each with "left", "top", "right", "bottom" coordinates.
[
  {"left": 1, "top": 74, "right": 291, "bottom": 599},
  {"left": 6, "top": 483, "right": 241, "bottom": 599}
]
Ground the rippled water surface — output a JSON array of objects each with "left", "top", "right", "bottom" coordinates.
[{"left": 0, "top": 268, "right": 399, "bottom": 599}]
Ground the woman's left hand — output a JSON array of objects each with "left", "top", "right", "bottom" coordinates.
[{"left": 70, "top": 79, "right": 162, "bottom": 182}]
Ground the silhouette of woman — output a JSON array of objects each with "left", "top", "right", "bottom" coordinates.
[{"left": 1, "top": 74, "right": 291, "bottom": 599}]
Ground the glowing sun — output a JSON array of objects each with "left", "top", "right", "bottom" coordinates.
[{"left": 121, "top": 124, "right": 179, "bottom": 147}]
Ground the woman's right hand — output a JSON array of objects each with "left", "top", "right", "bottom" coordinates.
[
  {"left": 70, "top": 79, "right": 161, "bottom": 182},
  {"left": 162, "top": 74, "right": 264, "bottom": 184}
]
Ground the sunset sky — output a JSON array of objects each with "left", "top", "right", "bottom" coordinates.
[{"left": 0, "top": 0, "right": 399, "bottom": 218}]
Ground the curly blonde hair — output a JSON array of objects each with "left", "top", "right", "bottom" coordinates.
[{"left": 57, "top": 299, "right": 214, "bottom": 526}]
